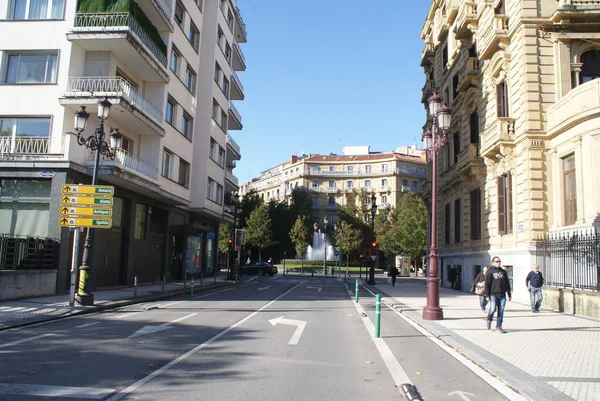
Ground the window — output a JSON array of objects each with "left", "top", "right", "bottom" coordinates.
[
  {"left": 134, "top": 203, "right": 146, "bottom": 240},
  {"left": 470, "top": 111, "right": 479, "bottom": 144},
  {"left": 381, "top": 179, "right": 387, "bottom": 187},
  {"left": 170, "top": 47, "right": 180, "bottom": 74},
  {"left": 347, "top": 166, "right": 353, "bottom": 173},
  {"left": 214, "top": 62, "right": 221, "bottom": 83},
  {"left": 162, "top": 148, "right": 173, "bottom": 178},
  {"left": 217, "top": 26, "right": 224, "bottom": 48},
  {"left": 381, "top": 164, "right": 389, "bottom": 172},
  {"left": 216, "top": 184, "right": 224, "bottom": 204},
  {"left": 207, "top": 178, "right": 214, "bottom": 200},
  {"left": 381, "top": 195, "right": 387, "bottom": 204},
  {"left": 212, "top": 99, "right": 219, "bottom": 120},
  {"left": 209, "top": 138, "right": 216, "bottom": 159},
  {"left": 221, "top": 110, "right": 228, "bottom": 130},
  {"left": 496, "top": 80, "right": 509, "bottom": 117},
  {"left": 0, "top": 117, "right": 51, "bottom": 153},
  {"left": 364, "top": 165, "right": 371, "bottom": 174},
  {"left": 445, "top": 203, "right": 451, "bottom": 244},
  {"left": 563, "top": 154, "right": 577, "bottom": 225},
  {"left": 497, "top": 172, "right": 513, "bottom": 234},
  {"left": 442, "top": 44, "right": 448, "bottom": 70},
  {"left": 227, "top": 9, "right": 234, "bottom": 30},
  {"left": 218, "top": 146, "right": 225, "bottom": 167},
  {"left": 311, "top": 181, "right": 318, "bottom": 189},
  {"left": 166, "top": 97, "right": 176, "bottom": 125},
  {"left": 10, "top": 0, "right": 65, "bottom": 19},
  {"left": 225, "top": 43, "right": 232, "bottom": 63},
  {"left": 184, "top": 66, "right": 196, "bottom": 91},
  {"left": 364, "top": 180, "right": 371, "bottom": 188},
  {"left": 454, "top": 198, "right": 461, "bottom": 243},
  {"left": 346, "top": 181, "right": 353, "bottom": 190},
  {"left": 181, "top": 112, "right": 192, "bottom": 139},
  {"left": 494, "top": 0, "right": 505, "bottom": 14},
  {"left": 402, "top": 179, "right": 408, "bottom": 187},
  {"left": 311, "top": 166, "right": 320, "bottom": 173},
  {"left": 452, "top": 74, "right": 459, "bottom": 99},
  {"left": 222, "top": 76, "right": 230, "bottom": 97},
  {"left": 311, "top": 196, "right": 317, "bottom": 207},
  {"left": 174, "top": 1, "right": 184, "bottom": 28},
  {"left": 328, "top": 180, "right": 335, "bottom": 189},
  {"left": 178, "top": 158, "right": 190, "bottom": 188},
  {"left": 328, "top": 196, "right": 335, "bottom": 205},
  {"left": 329, "top": 166, "right": 334, "bottom": 172},
  {"left": 470, "top": 188, "right": 481, "bottom": 240},
  {"left": 4, "top": 52, "right": 58, "bottom": 84},
  {"left": 580, "top": 50, "right": 600, "bottom": 84},
  {"left": 196, "top": 0, "right": 202, "bottom": 12},
  {"left": 188, "top": 22, "right": 200, "bottom": 51},
  {"left": 453, "top": 132, "right": 460, "bottom": 164}
]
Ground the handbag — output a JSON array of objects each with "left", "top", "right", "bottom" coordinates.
[{"left": 475, "top": 281, "right": 485, "bottom": 295}]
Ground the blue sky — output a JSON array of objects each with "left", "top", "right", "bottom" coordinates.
[{"left": 234, "top": 0, "right": 431, "bottom": 182}]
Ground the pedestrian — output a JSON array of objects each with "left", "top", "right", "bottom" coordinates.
[
  {"left": 448, "top": 266, "right": 457, "bottom": 289},
  {"left": 388, "top": 265, "right": 399, "bottom": 286},
  {"left": 471, "top": 265, "right": 489, "bottom": 312},
  {"left": 484, "top": 256, "right": 512, "bottom": 333},
  {"left": 526, "top": 264, "right": 544, "bottom": 313}
]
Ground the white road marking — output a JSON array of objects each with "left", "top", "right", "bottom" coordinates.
[
  {"left": 114, "top": 312, "right": 139, "bottom": 320},
  {"left": 268, "top": 316, "right": 307, "bottom": 345},
  {"left": 160, "top": 301, "right": 183, "bottom": 308},
  {"left": 106, "top": 282, "right": 304, "bottom": 401},
  {"left": 0, "top": 383, "right": 114, "bottom": 399},
  {"left": 306, "top": 286, "right": 322, "bottom": 292},
  {"left": 258, "top": 285, "right": 272, "bottom": 291},
  {"left": 75, "top": 322, "right": 101, "bottom": 328},
  {"left": 0, "top": 333, "right": 55, "bottom": 349},
  {"left": 128, "top": 313, "right": 198, "bottom": 339},
  {"left": 449, "top": 390, "right": 475, "bottom": 400}
]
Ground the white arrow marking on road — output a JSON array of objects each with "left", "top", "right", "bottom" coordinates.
[
  {"left": 0, "top": 333, "right": 55, "bottom": 349},
  {"left": 258, "top": 285, "right": 272, "bottom": 291},
  {"left": 448, "top": 390, "right": 475, "bottom": 400},
  {"left": 128, "top": 313, "right": 198, "bottom": 339},
  {"left": 269, "top": 316, "right": 307, "bottom": 345},
  {"left": 306, "top": 286, "right": 322, "bottom": 292}
]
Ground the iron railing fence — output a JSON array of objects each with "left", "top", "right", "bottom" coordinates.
[
  {"left": 0, "top": 235, "right": 60, "bottom": 270},
  {"left": 535, "top": 230, "right": 600, "bottom": 291}
]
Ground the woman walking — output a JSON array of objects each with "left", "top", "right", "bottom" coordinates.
[{"left": 472, "top": 265, "right": 489, "bottom": 311}]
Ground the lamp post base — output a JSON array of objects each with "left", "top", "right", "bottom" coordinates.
[
  {"left": 422, "top": 276, "right": 443, "bottom": 320},
  {"left": 75, "top": 293, "right": 94, "bottom": 306}
]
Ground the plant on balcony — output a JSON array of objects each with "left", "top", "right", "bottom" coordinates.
[{"left": 76, "top": 0, "right": 167, "bottom": 56}]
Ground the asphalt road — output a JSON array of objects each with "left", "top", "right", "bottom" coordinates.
[{"left": 0, "top": 275, "right": 513, "bottom": 401}]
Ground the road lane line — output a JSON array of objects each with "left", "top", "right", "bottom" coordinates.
[
  {"left": 114, "top": 312, "right": 139, "bottom": 319},
  {"left": 0, "top": 383, "right": 115, "bottom": 399},
  {"left": 75, "top": 322, "right": 101, "bottom": 328},
  {"left": 106, "top": 282, "right": 304, "bottom": 401},
  {"left": 0, "top": 333, "right": 55, "bottom": 349}
]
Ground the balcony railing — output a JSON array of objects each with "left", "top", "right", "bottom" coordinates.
[
  {"left": 73, "top": 13, "right": 167, "bottom": 67},
  {"left": 480, "top": 117, "right": 515, "bottom": 157},
  {"left": 303, "top": 167, "right": 426, "bottom": 177},
  {"left": 478, "top": 15, "right": 509, "bottom": 60},
  {"left": 231, "top": 71, "right": 244, "bottom": 92},
  {"left": 455, "top": 1, "right": 477, "bottom": 39},
  {"left": 421, "top": 42, "right": 434, "bottom": 66},
  {"left": 547, "top": 78, "right": 600, "bottom": 135},
  {"left": 559, "top": 0, "right": 600, "bottom": 5},
  {"left": 88, "top": 148, "right": 158, "bottom": 181},
  {"left": 155, "top": 0, "right": 172, "bottom": 20},
  {"left": 0, "top": 136, "right": 66, "bottom": 159},
  {"left": 457, "top": 57, "right": 480, "bottom": 92},
  {"left": 225, "top": 170, "right": 239, "bottom": 186},
  {"left": 230, "top": 103, "right": 242, "bottom": 125},
  {"left": 233, "top": 42, "right": 246, "bottom": 70},
  {"left": 66, "top": 77, "right": 163, "bottom": 126},
  {"left": 226, "top": 135, "right": 241, "bottom": 155}
]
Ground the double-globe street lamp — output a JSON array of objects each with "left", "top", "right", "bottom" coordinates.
[
  {"left": 421, "top": 92, "right": 452, "bottom": 320},
  {"left": 367, "top": 193, "right": 377, "bottom": 285},
  {"left": 313, "top": 216, "right": 329, "bottom": 275},
  {"left": 71, "top": 99, "right": 122, "bottom": 306}
]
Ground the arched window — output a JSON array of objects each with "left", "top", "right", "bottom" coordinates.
[{"left": 580, "top": 50, "right": 600, "bottom": 84}]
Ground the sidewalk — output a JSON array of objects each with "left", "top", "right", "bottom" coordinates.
[
  {"left": 0, "top": 274, "right": 230, "bottom": 331},
  {"left": 376, "top": 277, "right": 600, "bottom": 401}
]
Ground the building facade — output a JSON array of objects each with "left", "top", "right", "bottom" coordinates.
[
  {"left": 241, "top": 145, "right": 428, "bottom": 224},
  {"left": 0, "top": 0, "right": 246, "bottom": 291},
  {"left": 420, "top": 0, "right": 600, "bottom": 300}
]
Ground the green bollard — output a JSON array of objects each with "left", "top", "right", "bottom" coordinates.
[
  {"left": 355, "top": 279, "right": 359, "bottom": 303},
  {"left": 190, "top": 277, "right": 195, "bottom": 299},
  {"left": 375, "top": 294, "right": 381, "bottom": 338}
]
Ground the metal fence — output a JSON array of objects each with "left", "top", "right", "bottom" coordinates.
[
  {"left": 535, "top": 230, "right": 600, "bottom": 291},
  {"left": 0, "top": 235, "right": 60, "bottom": 270}
]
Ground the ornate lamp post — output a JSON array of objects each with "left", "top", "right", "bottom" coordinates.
[
  {"left": 72, "top": 99, "right": 122, "bottom": 306},
  {"left": 422, "top": 92, "right": 452, "bottom": 320},
  {"left": 228, "top": 191, "right": 240, "bottom": 280},
  {"left": 367, "top": 193, "right": 377, "bottom": 285}
]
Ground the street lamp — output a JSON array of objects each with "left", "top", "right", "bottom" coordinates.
[
  {"left": 422, "top": 92, "right": 452, "bottom": 320},
  {"left": 367, "top": 193, "right": 377, "bottom": 285},
  {"left": 228, "top": 191, "right": 240, "bottom": 280},
  {"left": 72, "top": 98, "right": 121, "bottom": 306}
]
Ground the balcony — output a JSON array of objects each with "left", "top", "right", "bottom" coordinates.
[
  {"left": 446, "top": 0, "right": 460, "bottom": 25},
  {"left": 233, "top": 6, "right": 247, "bottom": 43},
  {"left": 230, "top": 71, "right": 245, "bottom": 100},
  {"left": 0, "top": 136, "right": 66, "bottom": 161},
  {"left": 226, "top": 134, "right": 241, "bottom": 160},
  {"left": 478, "top": 15, "right": 509, "bottom": 60},
  {"left": 455, "top": 1, "right": 477, "bottom": 39},
  {"left": 60, "top": 77, "right": 165, "bottom": 137},
  {"left": 422, "top": 79, "right": 435, "bottom": 103},
  {"left": 552, "top": 0, "right": 600, "bottom": 23},
  {"left": 225, "top": 169, "right": 239, "bottom": 190},
  {"left": 137, "top": 0, "right": 174, "bottom": 32},
  {"left": 480, "top": 117, "right": 515, "bottom": 158},
  {"left": 547, "top": 79, "right": 600, "bottom": 137},
  {"left": 67, "top": 13, "right": 169, "bottom": 83},
  {"left": 456, "top": 144, "right": 483, "bottom": 176},
  {"left": 88, "top": 148, "right": 159, "bottom": 184},
  {"left": 457, "top": 57, "right": 480, "bottom": 92},
  {"left": 232, "top": 43, "right": 246, "bottom": 71},
  {"left": 421, "top": 42, "right": 434, "bottom": 67},
  {"left": 229, "top": 103, "right": 243, "bottom": 130},
  {"left": 400, "top": 185, "right": 422, "bottom": 194}
]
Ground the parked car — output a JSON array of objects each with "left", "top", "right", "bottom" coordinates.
[{"left": 240, "top": 261, "right": 278, "bottom": 276}]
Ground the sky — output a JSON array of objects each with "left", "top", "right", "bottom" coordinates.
[{"left": 233, "top": 0, "right": 431, "bottom": 183}]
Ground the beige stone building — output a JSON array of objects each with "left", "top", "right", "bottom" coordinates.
[
  {"left": 420, "top": 0, "right": 600, "bottom": 300},
  {"left": 240, "top": 145, "right": 427, "bottom": 224}
]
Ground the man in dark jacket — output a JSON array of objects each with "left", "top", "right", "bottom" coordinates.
[
  {"left": 484, "top": 257, "right": 511, "bottom": 333},
  {"left": 526, "top": 264, "right": 544, "bottom": 313}
]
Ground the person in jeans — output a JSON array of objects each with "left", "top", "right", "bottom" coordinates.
[
  {"left": 526, "top": 264, "right": 544, "bottom": 313},
  {"left": 471, "top": 265, "right": 489, "bottom": 312},
  {"left": 388, "top": 265, "right": 399, "bottom": 286},
  {"left": 484, "top": 257, "right": 511, "bottom": 333}
]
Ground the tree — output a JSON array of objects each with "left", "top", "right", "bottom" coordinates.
[
  {"left": 396, "top": 192, "right": 428, "bottom": 264},
  {"left": 239, "top": 190, "right": 263, "bottom": 228},
  {"left": 334, "top": 221, "right": 362, "bottom": 275},
  {"left": 374, "top": 206, "right": 397, "bottom": 255},
  {"left": 289, "top": 215, "right": 309, "bottom": 271},
  {"left": 245, "top": 205, "right": 275, "bottom": 261},
  {"left": 289, "top": 187, "right": 313, "bottom": 219},
  {"left": 218, "top": 223, "right": 232, "bottom": 254}
]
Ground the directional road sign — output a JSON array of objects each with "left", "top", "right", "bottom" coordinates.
[
  {"left": 60, "top": 206, "right": 112, "bottom": 217},
  {"left": 62, "top": 184, "right": 114, "bottom": 196},
  {"left": 61, "top": 195, "right": 113, "bottom": 206},
  {"left": 334, "top": 250, "right": 340, "bottom": 256},
  {"left": 59, "top": 217, "right": 112, "bottom": 229}
]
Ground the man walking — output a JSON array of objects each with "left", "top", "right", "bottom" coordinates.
[
  {"left": 484, "top": 257, "right": 511, "bottom": 333},
  {"left": 526, "top": 264, "right": 544, "bottom": 313}
]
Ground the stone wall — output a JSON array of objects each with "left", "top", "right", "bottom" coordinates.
[
  {"left": 542, "top": 286, "right": 600, "bottom": 319},
  {"left": 0, "top": 270, "right": 57, "bottom": 301}
]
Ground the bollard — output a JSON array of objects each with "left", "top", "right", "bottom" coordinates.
[
  {"left": 183, "top": 274, "right": 187, "bottom": 289},
  {"left": 355, "top": 279, "right": 359, "bottom": 303},
  {"left": 375, "top": 294, "right": 381, "bottom": 338},
  {"left": 190, "top": 277, "right": 195, "bottom": 299},
  {"left": 200, "top": 272, "right": 204, "bottom": 286},
  {"left": 134, "top": 276, "right": 138, "bottom": 298},
  {"left": 162, "top": 276, "right": 166, "bottom": 293}
]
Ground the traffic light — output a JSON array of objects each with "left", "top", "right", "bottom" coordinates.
[
  {"left": 227, "top": 238, "right": 233, "bottom": 247},
  {"left": 371, "top": 241, "right": 377, "bottom": 248},
  {"left": 359, "top": 253, "right": 363, "bottom": 259}
]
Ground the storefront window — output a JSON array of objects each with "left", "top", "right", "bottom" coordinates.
[
  {"left": 0, "top": 179, "right": 51, "bottom": 237},
  {"left": 186, "top": 233, "right": 205, "bottom": 275}
]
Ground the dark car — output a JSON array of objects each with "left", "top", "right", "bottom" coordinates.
[{"left": 240, "top": 261, "right": 278, "bottom": 276}]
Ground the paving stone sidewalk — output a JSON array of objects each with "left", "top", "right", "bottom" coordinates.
[{"left": 377, "top": 277, "right": 600, "bottom": 401}]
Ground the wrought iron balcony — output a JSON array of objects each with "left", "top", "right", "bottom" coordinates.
[{"left": 0, "top": 136, "right": 66, "bottom": 160}]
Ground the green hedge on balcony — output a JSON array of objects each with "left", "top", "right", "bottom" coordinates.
[{"left": 77, "top": 0, "right": 167, "bottom": 56}]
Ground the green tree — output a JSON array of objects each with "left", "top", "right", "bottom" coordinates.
[
  {"left": 239, "top": 190, "right": 263, "bottom": 228},
  {"left": 289, "top": 215, "right": 309, "bottom": 271},
  {"left": 218, "top": 223, "right": 232, "bottom": 254},
  {"left": 335, "top": 221, "right": 363, "bottom": 275},
  {"left": 245, "top": 205, "right": 275, "bottom": 260},
  {"left": 290, "top": 187, "right": 313, "bottom": 219},
  {"left": 396, "top": 192, "right": 428, "bottom": 264},
  {"left": 374, "top": 206, "right": 396, "bottom": 255}
]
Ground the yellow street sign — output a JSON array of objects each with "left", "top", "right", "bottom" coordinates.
[
  {"left": 60, "top": 206, "right": 112, "bottom": 217},
  {"left": 59, "top": 217, "right": 112, "bottom": 228},
  {"left": 61, "top": 195, "right": 113, "bottom": 206},
  {"left": 62, "top": 184, "right": 114, "bottom": 196}
]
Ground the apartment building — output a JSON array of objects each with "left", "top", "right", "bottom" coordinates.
[
  {"left": 0, "top": 0, "right": 246, "bottom": 291},
  {"left": 420, "top": 0, "right": 600, "bottom": 300},
  {"left": 240, "top": 145, "right": 428, "bottom": 224}
]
